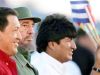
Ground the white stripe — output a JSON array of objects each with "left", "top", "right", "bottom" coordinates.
[
  {"left": 71, "top": 3, "right": 88, "bottom": 9},
  {"left": 85, "top": 6, "right": 96, "bottom": 28},
  {"left": 70, "top": 0, "right": 87, "bottom": 1},
  {"left": 72, "top": 13, "right": 88, "bottom": 18}
]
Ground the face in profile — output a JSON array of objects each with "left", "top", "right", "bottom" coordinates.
[
  {"left": 19, "top": 19, "right": 34, "bottom": 47},
  {"left": 47, "top": 37, "right": 76, "bottom": 63},
  {"left": 0, "top": 15, "right": 21, "bottom": 56}
]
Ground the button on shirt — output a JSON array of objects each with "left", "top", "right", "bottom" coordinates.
[{"left": 0, "top": 50, "right": 18, "bottom": 75}]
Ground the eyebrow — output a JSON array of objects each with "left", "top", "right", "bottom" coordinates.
[
  {"left": 21, "top": 22, "right": 34, "bottom": 25},
  {"left": 22, "top": 22, "right": 29, "bottom": 24}
]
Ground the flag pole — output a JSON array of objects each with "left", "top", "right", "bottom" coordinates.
[
  {"left": 80, "top": 23, "right": 98, "bottom": 45},
  {"left": 85, "top": 6, "right": 100, "bottom": 45}
]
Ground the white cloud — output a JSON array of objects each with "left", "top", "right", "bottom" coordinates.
[{"left": 29, "top": 0, "right": 71, "bottom": 16}]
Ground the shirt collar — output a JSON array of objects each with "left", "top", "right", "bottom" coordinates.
[
  {"left": 0, "top": 49, "right": 11, "bottom": 63},
  {"left": 18, "top": 47, "right": 29, "bottom": 60},
  {"left": 14, "top": 52, "right": 35, "bottom": 70},
  {"left": 41, "top": 52, "right": 64, "bottom": 74},
  {"left": 15, "top": 52, "right": 28, "bottom": 67}
]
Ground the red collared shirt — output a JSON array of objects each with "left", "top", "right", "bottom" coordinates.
[{"left": 0, "top": 50, "right": 18, "bottom": 75}]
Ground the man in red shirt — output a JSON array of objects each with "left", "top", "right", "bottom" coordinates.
[{"left": 0, "top": 7, "right": 21, "bottom": 75}]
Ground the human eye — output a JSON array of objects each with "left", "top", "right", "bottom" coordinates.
[
  {"left": 13, "top": 26, "right": 20, "bottom": 31},
  {"left": 66, "top": 38, "right": 72, "bottom": 41},
  {"left": 22, "top": 24, "right": 28, "bottom": 27}
]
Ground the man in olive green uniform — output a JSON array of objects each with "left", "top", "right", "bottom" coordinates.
[{"left": 13, "top": 7, "right": 41, "bottom": 75}]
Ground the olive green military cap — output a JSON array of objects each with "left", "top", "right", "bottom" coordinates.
[{"left": 14, "top": 7, "right": 41, "bottom": 23}]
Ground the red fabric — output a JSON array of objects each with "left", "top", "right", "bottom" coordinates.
[{"left": 0, "top": 50, "right": 18, "bottom": 75}]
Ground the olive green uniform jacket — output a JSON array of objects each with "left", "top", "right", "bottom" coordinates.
[{"left": 13, "top": 47, "right": 38, "bottom": 75}]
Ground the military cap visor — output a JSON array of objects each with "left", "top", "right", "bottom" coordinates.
[{"left": 14, "top": 7, "right": 41, "bottom": 23}]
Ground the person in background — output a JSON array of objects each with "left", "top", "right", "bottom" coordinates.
[
  {"left": 0, "top": 7, "right": 21, "bottom": 75},
  {"left": 75, "top": 28, "right": 97, "bottom": 53},
  {"left": 31, "top": 14, "right": 77, "bottom": 75},
  {"left": 13, "top": 7, "right": 41, "bottom": 75}
]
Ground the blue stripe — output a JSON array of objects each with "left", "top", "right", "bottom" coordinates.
[
  {"left": 70, "top": 1, "right": 88, "bottom": 4},
  {"left": 73, "top": 18, "right": 89, "bottom": 23},
  {"left": 72, "top": 9, "right": 86, "bottom": 13}
]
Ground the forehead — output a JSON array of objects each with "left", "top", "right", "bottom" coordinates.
[
  {"left": 60, "top": 37, "right": 72, "bottom": 42},
  {"left": 7, "top": 15, "right": 20, "bottom": 27},
  {"left": 19, "top": 19, "right": 34, "bottom": 24}
]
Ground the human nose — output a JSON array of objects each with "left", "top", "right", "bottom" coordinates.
[
  {"left": 17, "top": 31, "right": 22, "bottom": 41},
  {"left": 71, "top": 40, "right": 77, "bottom": 50},
  {"left": 27, "top": 25, "right": 33, "bottom": 34}
]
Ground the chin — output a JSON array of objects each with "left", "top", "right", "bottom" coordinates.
[
  {"left": 62, "top": 57, "right": 72, "bottom": 63},
  {"left": 66, "top": 56, "right": 72, "bottom": 61},
  {"left": 24, "top": 41, "right": 32, "bottom": 45},
  {"left": 69, "top": 57, "right": 72, "bottom": 61},
  {"left": 11, "top": 48, "right": 18, "bottom": 56}
]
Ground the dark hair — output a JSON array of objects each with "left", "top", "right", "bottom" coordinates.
[
  {"left": 75, "top": 28, "right": 87, "bottom": 43},
  {"left": 36, "top": 14, "right": 77, "bottom": 53},
  {"left": 76, "top": 28, "right": 87, "bottom": 39},
  {"left": 0, "top": 7, "right": 17, "bottom": 31}
]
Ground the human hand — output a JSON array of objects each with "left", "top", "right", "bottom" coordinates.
[{"left": 94, "top": 45, "right": 100, "bottom": 66}]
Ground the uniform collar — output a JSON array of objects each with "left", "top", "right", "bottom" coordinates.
[
  {"left": 41, "top": 52, "right": 64, "bottom": 75},
  {"left": 18, "top": 47, "right": 29, "bottom": 60},
  {"left": 14, "top": 51, "right": 37, "bottom": 73},
  {"left": 15, "top": 52, "right": 28, "bottom": 67}
]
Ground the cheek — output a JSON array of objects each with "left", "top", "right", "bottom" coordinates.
[
  {"left": 13, "top": 33, "right": 17, "bottom": 38},
  {"left": 8, "top": 36, "right": 15, "bottom": 42},
  {"left": 66, "top": 42, "right": 71, "bottom": 48},
  {"left": 19, "top": 28, "right": 27, "bottom": 34},
  {"left": 20, "top": 31, "right": 27, "bottom": 38},
  {"left": 8, "top": 32, "right": 18, "bottom": 42}
]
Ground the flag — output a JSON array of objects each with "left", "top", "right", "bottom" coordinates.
[
  {"left": 70, "top": 0, "right": 90, "bottom": 23},
  {"left": 70, "top": 0, "right": 100, "bottom": 45}
]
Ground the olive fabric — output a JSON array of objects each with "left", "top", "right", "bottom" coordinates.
[
  {"left": 13, "top": 51, "right": 38, "bottom": 75},
  {"left": 14, "top": 7, "right": 41, "bottom": 23}
]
